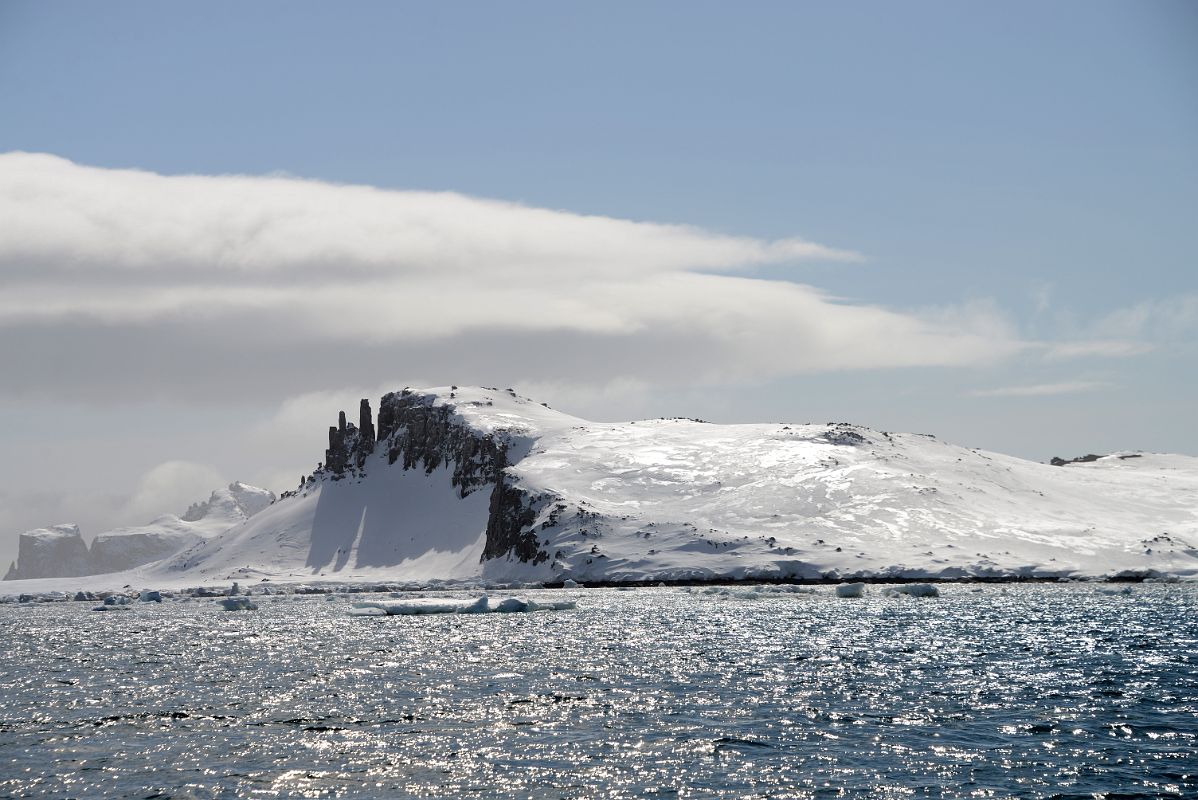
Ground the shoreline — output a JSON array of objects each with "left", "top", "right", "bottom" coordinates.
[{"left": 2, "top": 572, "right": 1189, "bottom": 602}]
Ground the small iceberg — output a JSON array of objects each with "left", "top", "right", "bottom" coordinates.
[
  {"left": 884, "top": 583, "right": 940, "bottom": 598},
  {"left": 562, "top": 579, "right": 582, "bottom": 588},
  {"left": 139, "top": 590, "right": 162, "bottom": 603},
  {"left": 92, "top": 595, "right": 133, "bottom": 611},
  {"left": 350, "top": 594, "right": 576, "bottom": 616},
  {"left": 835, "top": 582, "right": 866, "bottom": 598},
  {"left": 217, "top": 596, "right": 258, "bottom": 611}
]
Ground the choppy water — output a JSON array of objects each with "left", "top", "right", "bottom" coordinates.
[{"left": 1, "top": 584, "right": 1196, "bottom": 799}]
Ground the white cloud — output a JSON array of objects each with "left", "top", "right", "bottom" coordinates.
[
  {"left": 121, "top": 460, "right": 227, "bottom": 524},
  {"left": 1090, "top": 296, "right": 1198, "bottom": 341},
  {"left": 0, "top": 152, "right": 858, "bottom": 279},
  {"left": 1044, "top": 340, "right": 1153, "bottom": 360},
  {"left": 0, "top": 152, "right": 1020, "bottom": 391},
  {"left": 969, "top": 381, "right": 1111, "bottom": 398}
]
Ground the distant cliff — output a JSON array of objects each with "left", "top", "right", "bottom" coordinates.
[{"left": 4, "top": 483, "right": 275, "bottom": 580}]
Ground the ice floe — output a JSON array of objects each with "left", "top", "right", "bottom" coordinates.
[
  {"left": 682, "top": 585, "right": 815, "bottom": 600},
  {"left": 835, "top": 582, "right": 866, "bottom": 598},
  {"left": 349, "top": 594, "right": 576, "bottom": 616},
  {"left": 884, "top": 583, "right": 940, "bottom": 598},
  {"left": 92, "top": 595, "right": 133, "bottom": 611}
]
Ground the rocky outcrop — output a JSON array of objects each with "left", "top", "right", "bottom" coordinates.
[
  {"left": 1050, "top": 453, "right": 1104, "bottom": 467},
  {"left": 311, "top": 389, "right": 552, "bottom": 565},
  {"left": 322, "top": 400, "right": 378, "bottom": 479},
  {"left": 1049, "top": 452, "right": 1145, "bottom": 466},
  {"left": 482, "top": 452, "right": 549, "bottom": 564}
]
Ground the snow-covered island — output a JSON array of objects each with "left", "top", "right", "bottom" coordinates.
[{"left": 5, "top": 386, "right": 1197, "bottom": 593}]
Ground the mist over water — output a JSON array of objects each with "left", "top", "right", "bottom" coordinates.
[{"left": 2, "top": 584, "right": 1195, "bottom": 798}]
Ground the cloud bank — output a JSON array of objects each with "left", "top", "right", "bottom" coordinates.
[
  {"left": 0, "top": 152, "right": 1023, "bottom": 401},
  {"left": 969, "top": 381, "right": 1111, "bottom": 398}
]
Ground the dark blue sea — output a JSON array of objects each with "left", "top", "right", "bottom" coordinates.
[{"left": 1, "top": 583, "right": 1195, "bottom": 798}]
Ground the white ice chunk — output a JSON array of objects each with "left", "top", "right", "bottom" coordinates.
[
  {"left": 562, "top": 579, "right": 581, "bottom": 588},
  {"left": 835, "top": 582, "right": 866, "bottom": 598},
  {"left": 139, "top": 590, "right": 162, "bottom": 602}
]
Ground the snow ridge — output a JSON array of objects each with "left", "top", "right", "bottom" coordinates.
[{"left": 151, "top": 387, "right": 1198, "bottom": 585}]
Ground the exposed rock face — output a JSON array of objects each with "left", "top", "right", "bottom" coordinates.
[
  {"left": 1050, "top": 453, "right": 1104, "bottom": 467},
  {"left": 311, "top": 389, "right": 551, "bottom": 565},
  {"left": 482, "top": 452, "right": 548, "bottom": 564},
  {"left": 821, "top": 424, "right": 868, "bottom": 447},
  {"left": 323, "top": 401, "right": 378, "bottom": 478},
  {"left": 358, "top": 399, "right": 376, "bottom": 452},
  {"left": 379, "top": 391, "right": 504, "bottom": 493}
]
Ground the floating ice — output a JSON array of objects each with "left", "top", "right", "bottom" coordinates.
[
  {"left": 884, "top": 583, "right": 940, "bottom": 598},
  {"left": 350, "top": 595, "right": 576, "bottom": 616},
  {"left": 217, "top": 596, "right": 258, "bottom": 611},
  {"left": 835, "top": 582, "right": 866, "bottom": 598},
  {"left": 139, "top": 590, "right": 162, "bottom": 603},
  {"left": 92, "top": 595, "right": 133, "bottom": 611},
  {"left": 562, "top": 579, "right": 581, "bottom": 588},
  {"left": 682, "top": 585, "right": 811, "bottom": 600}
]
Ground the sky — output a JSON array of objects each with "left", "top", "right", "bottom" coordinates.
[{"left": 0, "top": 1, "right": 1195, "bottom": 568}]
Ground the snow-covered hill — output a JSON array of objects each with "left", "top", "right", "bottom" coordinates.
[
  {"left": 142, "top": 387, "right": 1197, "bottom": 586},
  {"left": 4, "top": 482, "right": 275, "bottom": 580}
]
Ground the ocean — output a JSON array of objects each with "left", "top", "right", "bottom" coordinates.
[{"left": 1, "top": 583, "right": 1194, "bottom": 798}]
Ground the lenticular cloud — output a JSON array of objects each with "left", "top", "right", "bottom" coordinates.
[{"left": 0, "top": 152, "right": 1021, "bottom": 388}]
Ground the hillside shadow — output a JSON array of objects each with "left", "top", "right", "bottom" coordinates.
[{"left": 305, "top": 467, "right": 492, "bottom": 573}]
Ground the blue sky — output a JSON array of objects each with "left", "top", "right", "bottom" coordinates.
[
  {"left": 3, "top": 1, "right": 1194, "bottom": 307},
  {"left": 0, "top": 1, "right": 1195, "bottom": 561}
]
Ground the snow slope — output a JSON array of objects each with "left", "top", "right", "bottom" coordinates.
[
  {"left": 131, "top": 386, "right": 1198, "bottom": 586},
  {"left": 4, "top": 482, "right": 275, "bottom": 580},
  {"left": 155, "top": 465, "right": 491, "bottom": 584}
]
